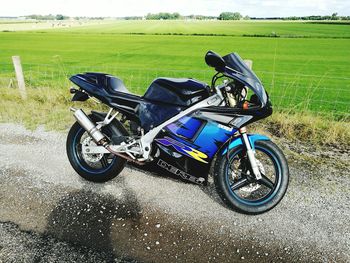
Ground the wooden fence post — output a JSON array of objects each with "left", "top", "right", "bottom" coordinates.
[
  {"left": 12, "top": 56, "right": 27, "bottom": 100},
  {"left": 7, "top": 78, "right": 14, "bottom": 89},
  {"left": 244, "top": 59, "right": 253, "bottom": 69}
]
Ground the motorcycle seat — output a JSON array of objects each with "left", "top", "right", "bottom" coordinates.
[
  {"left": 106, "top": 75, "right": 130, "bottom": 94},
  {"left": 79, "top": 72, "right": 131, "bottom": 95}
]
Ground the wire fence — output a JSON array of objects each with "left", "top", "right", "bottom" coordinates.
[{"left": 0, "top": 62, "right": 349, "bottom": 119}]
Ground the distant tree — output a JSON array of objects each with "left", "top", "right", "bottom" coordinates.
[
  {"left": 55, "top": 14, "right": 68, "bottom": 20},
  {"left": 26, "top": 14, "right": 55, "bottom": 20},
  {"left": 124, "top": 16, "right": 143, "bottom": 20},
  {"left": 172, "top": 12, "right": 181, "bottom": 19},
  {"left": 91, "top": 17, "right": 104, "bottom": 20},
  {"left": 243, "top": 15, "right": 250, "bottom": 20},
  {"left": 146, "top": 12, "right": 181, "bottom": 20},
  {"left": 218, "top": 12, "right": 242, "bottom": 20},
  {"left": 331, "top": 12, "right": 339, "bottom": 20},
  {"left": 251, "top": 14, "right": 350, "bottom": 21}
]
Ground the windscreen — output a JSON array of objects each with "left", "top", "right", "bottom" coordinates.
[{"left": 222, "top": 53, "right": 268, "bottom": 106}]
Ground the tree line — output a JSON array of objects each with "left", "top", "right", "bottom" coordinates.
[
  {"left": 26, "top": 14, "right": 69, "bottom": 20},
  {"left": 143, "top": 12, "right": 246, "bottom": 20},
  {"left": 145, "top": 12, "right": 181, "bottom": 20},
  {"left": 282, "top": 13, "right": 349, "bottom": 21},
  {"left": 23, "top": 12, "right": 349, "bottom": 21}
]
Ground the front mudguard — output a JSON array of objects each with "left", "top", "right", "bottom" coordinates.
[{"left": 221, "top": 134, "right": 270, "bottom": 155}]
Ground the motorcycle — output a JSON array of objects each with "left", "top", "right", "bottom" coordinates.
[{"left": 66, "top": 51, "right": 289, "bottom": 214}]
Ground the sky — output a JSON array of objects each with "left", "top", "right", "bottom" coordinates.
[{"left": 1, "top": 0, "right": 349, "bottom": 17}]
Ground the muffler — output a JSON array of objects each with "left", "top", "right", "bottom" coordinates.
[{"left": 70, "top": 108, "right": 107, "bottom": 145}]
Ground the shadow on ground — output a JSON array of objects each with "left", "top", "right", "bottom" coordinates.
[{"left": 46, "top": 177, "right": 141, "bottom": 258}]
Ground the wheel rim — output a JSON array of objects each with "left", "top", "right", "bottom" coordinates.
[
  {"left": 225, "top": 145, "right": 282, "bottom": 206},
  {"left": 72, "top": 127, "right": 116, "bottom": 174}
]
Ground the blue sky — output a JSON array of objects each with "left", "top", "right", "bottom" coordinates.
[{"left": 1, "top": 0, "right": 349, "bottom": 17}]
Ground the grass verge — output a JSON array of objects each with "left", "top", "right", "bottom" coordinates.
[
  {"left": 260, "top": 111, "right": 350, "bottom": 147},
  {"left": 1, "top": 87, "right": 349, "bottom": 148},
  {"left": 0, "top": 87, "right": 107, "bottom": 131}
]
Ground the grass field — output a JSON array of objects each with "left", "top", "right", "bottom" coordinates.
[
  {"left": 1, "top": 21, "right": 349, "bottom": 114},
  {"left": 0, "top": 20, "right": 349, "bottom": 144},
  {"left": 2, "top": 20, "right": 350, "bottom": 38}
]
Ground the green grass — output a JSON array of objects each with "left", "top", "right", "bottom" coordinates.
[
  {"left": 0, "top": 27, "right": 349, "bottom": 116},
  {"left": 0, "top": 19, "right": 103, "bottom": 31},
  {"left": 0, "top": 20, "right": 349, "bottom": 144},
  {"left": 66, "top": 20, "right": 350, "bottom": 38},
  {"left": 3, "top": 20, "right": 349, "bottom": 38}
]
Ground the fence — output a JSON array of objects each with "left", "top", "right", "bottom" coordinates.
[{"left": 0, "top": 61, "right": 349, "bottom": 119}]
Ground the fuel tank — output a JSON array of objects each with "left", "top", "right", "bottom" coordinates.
[
  {"left": 139, "top": 77, "right": 210, "bottom": 131},
  {"left": 143, "top": 77, "right": 210, "bottom": 106}
]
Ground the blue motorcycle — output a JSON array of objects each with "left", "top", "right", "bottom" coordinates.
[{"left": 66, "top": 51, "right": 289, "bottom": 214}]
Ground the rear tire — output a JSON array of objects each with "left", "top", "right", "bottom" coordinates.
[
  {"left": 66, "top": 114, "right": 126, "bottom": 183},
  {"left": 214, "top": 140, "right": 289, "bottom": 214}
]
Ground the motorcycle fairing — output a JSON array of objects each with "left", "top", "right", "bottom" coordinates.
[
  {"left": 156, "top": 136, "right": 209, "bottom": 164},
  {"left": 163, "top": 114, "right": 237, "bottom": 159},
  {"left": 154, "top": 139, "right": 209, "bottom": 185},
  {"left": 153, "top": 111, "right": 240, "bottom": 184},
  {"left": 221, "top": 134, "right": 270, "bottom": 155},
  {"left": 154, "top": 109, "right": 270, "bottom": 184},
  {"left": 199, "top": 104, "right": 273, "bottom": 128}
]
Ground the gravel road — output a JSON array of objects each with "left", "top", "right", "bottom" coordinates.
[
  {"left": 0, "top": 222, "right": 134, "bottom": 263},
  {"left": 0, "top": 123, "right": 349, "bottom": 263}
]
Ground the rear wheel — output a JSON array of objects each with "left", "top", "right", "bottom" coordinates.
[
  {"left": 214, "top": 140, "right": 289, "bottom": 214},
  {"left": 66, "top": 115, "right": 126, "bottom": 182}
]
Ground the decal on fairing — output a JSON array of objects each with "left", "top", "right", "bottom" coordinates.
[
  {"left": 165, "top": 116, "right": 237, "bottom": 159},
  {"left": 166, "top": 116, "right": 202, "bottom": 140},
  {"left": 157, "top": 159, "right": 205, "bottom": 184},
  {"left": 155, "top": 136, "right": 209, "bottom": 164}
]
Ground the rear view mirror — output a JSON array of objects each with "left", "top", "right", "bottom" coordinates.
[{"left": 205, "top": 51, "right": 226, "bottom": 72}]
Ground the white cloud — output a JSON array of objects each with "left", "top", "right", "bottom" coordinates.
[{"left": 0, "top": 0, "right": 349, "bottom": 17}]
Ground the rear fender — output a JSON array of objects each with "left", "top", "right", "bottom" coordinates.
[
  {"left": 71, "top": 90, "right": 89, "bottom": 102},
  {"left": 221, "top": 134, "right": 270, "bottom": 155}
]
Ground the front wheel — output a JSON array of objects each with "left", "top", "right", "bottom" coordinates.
[{"left": 214, "top": 140, "right": 289, "bottom": 214}]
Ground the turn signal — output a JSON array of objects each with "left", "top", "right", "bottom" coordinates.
[
  {"left": 70, "top": 87, "right": 78, "bottom": 94},
  {"left": 243, "top": 101, "right": 249, "bottom": 110}
]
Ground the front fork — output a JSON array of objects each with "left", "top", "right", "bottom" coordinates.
[{"left": 239, "top": 127, "right": 262, "bottom": 180}]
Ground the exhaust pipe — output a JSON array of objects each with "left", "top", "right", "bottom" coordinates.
[
  {"left": 70, "top": 108, "right": 106, "bottom": 145},
  {"left": 70, "top": 108, "right": 145, "bottom": 165}
]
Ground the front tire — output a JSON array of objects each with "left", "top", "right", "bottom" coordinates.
[
  {"left": 66, "top": 115, "right": 126, "bottom": 183},
  {"left": 214, "top": 140, "right": 289, "bottom": 214}
]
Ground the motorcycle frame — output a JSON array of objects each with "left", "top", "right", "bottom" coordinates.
[{"left": 79, "top": 93, "right": 223, "bottom": 160}]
